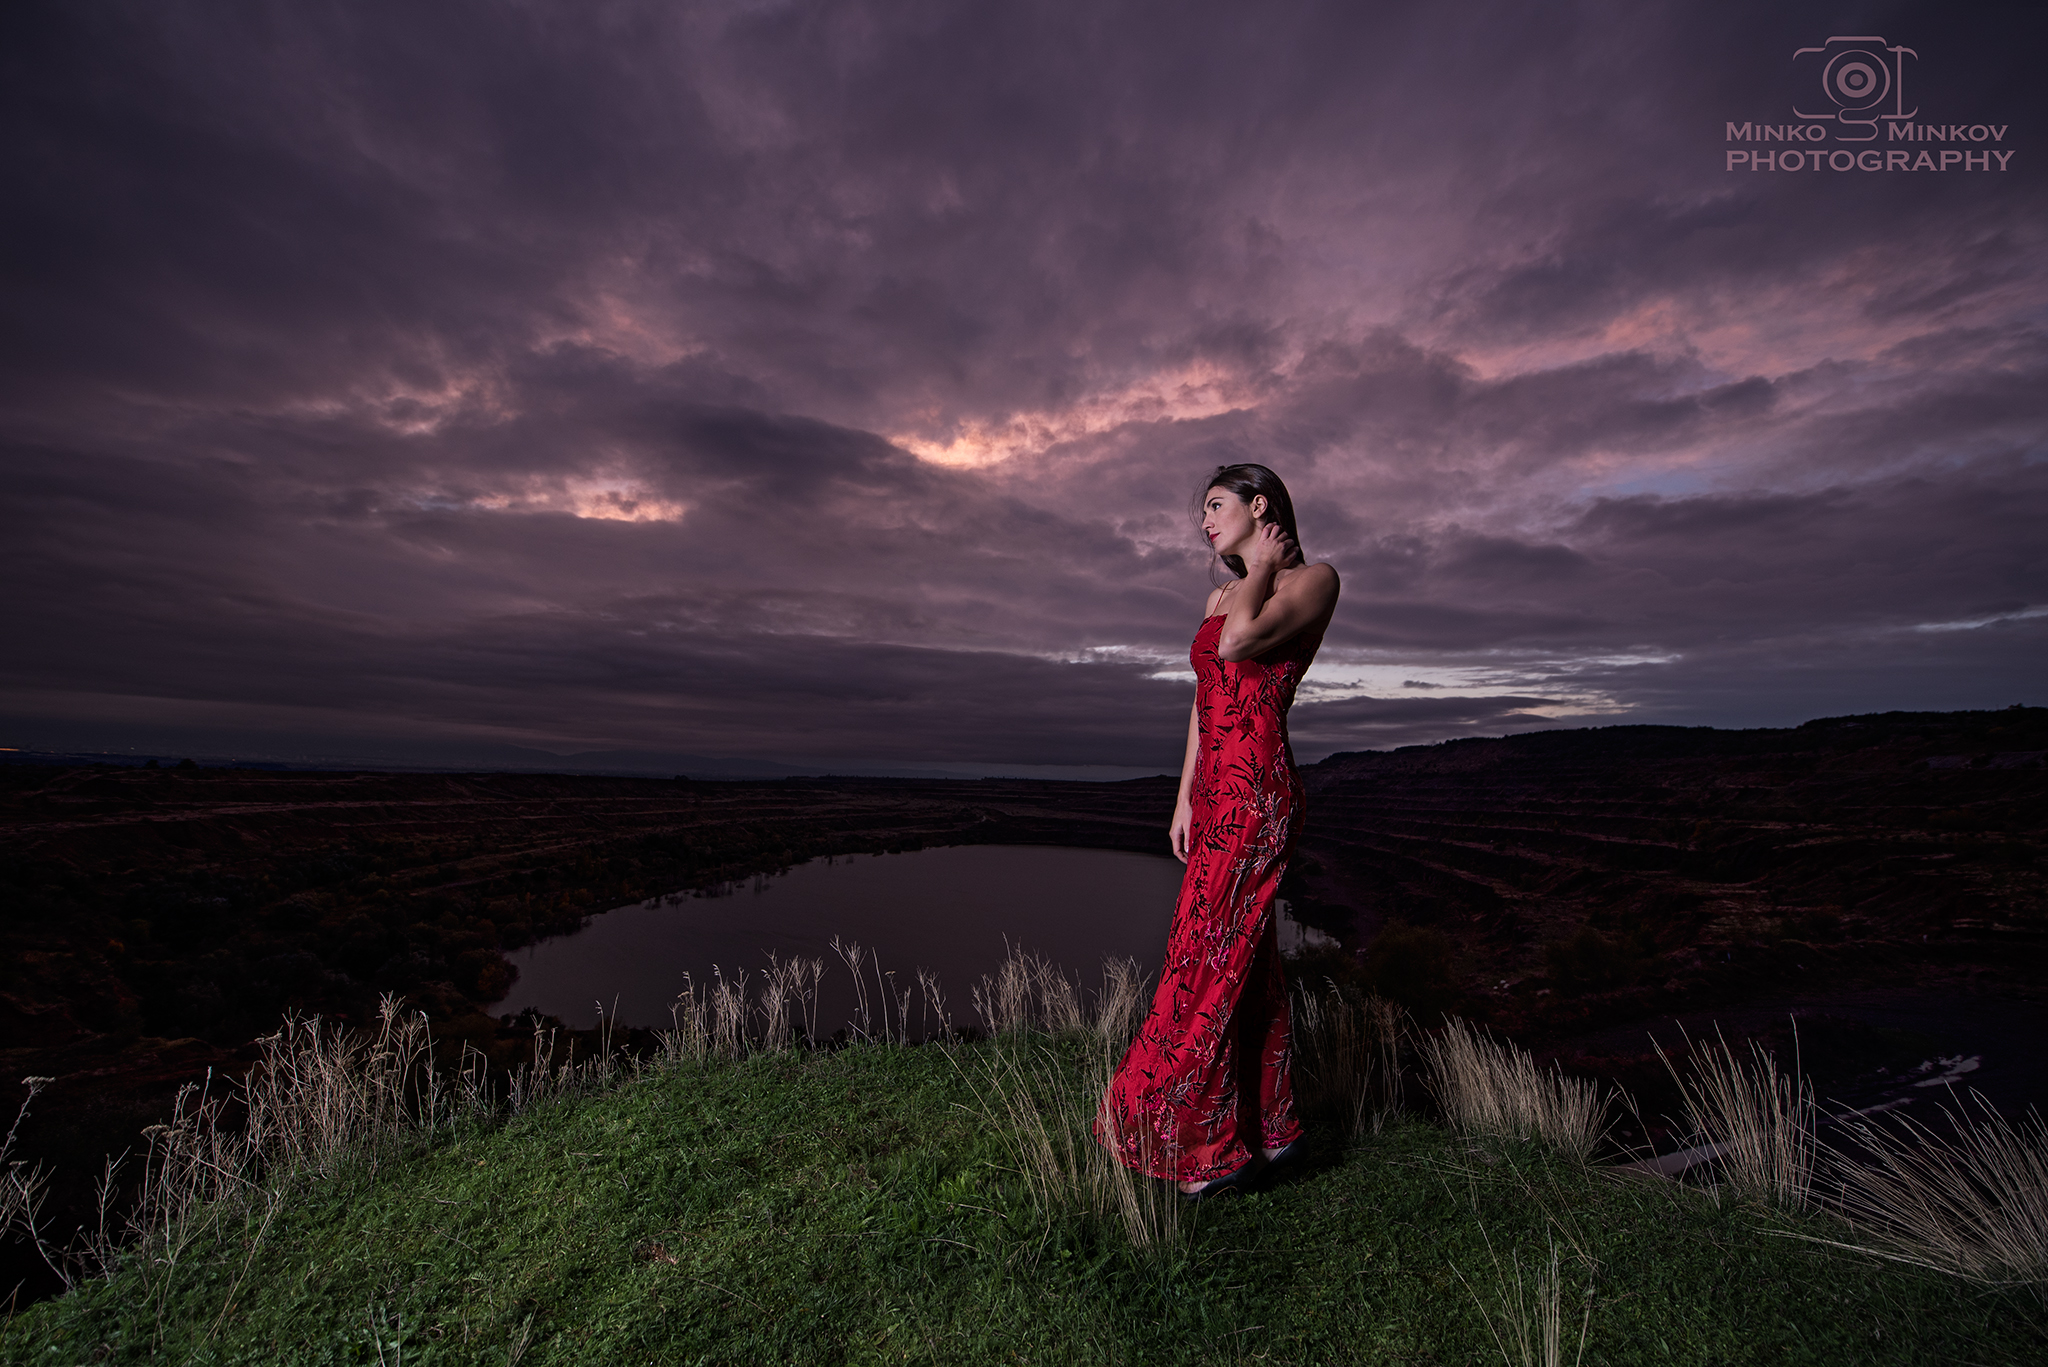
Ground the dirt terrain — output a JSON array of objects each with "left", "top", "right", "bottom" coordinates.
[{"left": 1289, "top": 707, "right": 2047, "bottom": 1038}]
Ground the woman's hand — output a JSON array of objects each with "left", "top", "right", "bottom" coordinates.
[
  {"left": 1169, "top": 798, "right": 1193, "bottom": 864},
  {"left": 1243, "top": 521, "right": 1297, "bottom": 573}
]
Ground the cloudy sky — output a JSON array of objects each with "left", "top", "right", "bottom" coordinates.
[{"left": 3, "top": 0, "right": 2043, "bottom": 776}]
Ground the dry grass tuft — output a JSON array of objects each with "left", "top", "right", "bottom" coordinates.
[
  {"left": 1419, "top": 1017, "right": 1611, "bottom": 1162},
  {"left": 659, "top": 975, "right": 716, "bottom": 1066},
  {"left": 1821, "top": 1090, "right": 2048, "bottom": 1286},
  {"left": 240, "top": 996, "right": 436, "bottom": 1178},
  {"left": 1656, "top": 1027, "right": 1815, "bottom": 1210},
  {"left": 659, "top": 956, "right": 819, "bottom": 1061},
  {"left": 506, "top": 999, "right": 631, "bottom": 1108},
  {"left": 1292, "top": 986, "right": 1406, "bottom": 1137},
  {"left": 1455, "top": 1234, "right": 1593, "bottom": 1367},
  {"left": 129, "top": 1077, "right": 261, "bottom": 1288},
  {"left": 971, "top": 945, "right": 1087, "bottom": 1038},
  {"left": 914, "top": 967, "right": 952, "bottom": 1042},
  {"left": 968, "top": 949, "right": 1181, "bottom": 1256},
  {"left": 981, "top": 1038, "right": 1182, "bottom": 1257},
  {"left": 1, "top": 1078, "right": 67, "bottom": 1286},
  {"left": 832, "top": 937, "right": 914, "bottom": 1042},
  {"left": 1091, "top": 956, "right": 1148, "bottom": 1054},
  {"left": 710, "top": 968, "right": 750, "bottom": 1058},
  {"left": 3, "top": 995, "right": 639, "bottom": 1302}
]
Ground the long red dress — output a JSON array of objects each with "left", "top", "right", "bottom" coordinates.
[{"left": 1097, "top": 609, "right": 1323, "bottom": 1182}]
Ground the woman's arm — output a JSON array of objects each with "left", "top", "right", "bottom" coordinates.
[
  {"left": 1168, "top": 585, "right": 1226, "bottom": 862},
  {"left": 1216, "top": 524, "right": 1339, "bottom": 663},
  {"left": 1168, "top": 698, "right": 1200, "bottom": 863}
]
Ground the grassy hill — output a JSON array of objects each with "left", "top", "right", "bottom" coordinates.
[
  {"left": 3, "top": 705, "right": 2043, "bottom": 1330},
  {"left": 6, "top": 1033, "right": 2041, "bottom": 1365}
]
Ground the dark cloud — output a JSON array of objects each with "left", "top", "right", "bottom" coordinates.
[{"left": 2, "top": 0, "right": 2044, "bottom": 774}]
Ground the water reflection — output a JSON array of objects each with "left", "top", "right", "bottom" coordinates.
[
  {"left": 1276, "top": 902, "right": 1338, "bottom": 956},
  {"left": 496, "top": 844, "right": 1328, "bottom": 1033},
  {"left": 1553, "top": 989, "right": 2048, "bottom": 1132}
]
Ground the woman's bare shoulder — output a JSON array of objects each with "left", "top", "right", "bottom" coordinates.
[
  {"left": 1203, "top": 583, "right": 1232, "bottom": 618},
  {"left": 1281, "top": 560, "right": 1340, "bottom": 599}
]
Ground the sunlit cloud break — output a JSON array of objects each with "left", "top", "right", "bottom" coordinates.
[
  {"left": 892, "top": 363, "right": 1259, "bottom": 466},
  {"left": 414, "top": 478, "right": 689, "bottom": 524}
]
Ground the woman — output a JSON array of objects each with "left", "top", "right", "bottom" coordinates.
[{"left": 1096, "top": 463, "right": 1340, "bottom": 1197}]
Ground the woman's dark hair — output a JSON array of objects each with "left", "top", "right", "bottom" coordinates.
[{"left": 1193, "top": 463, "right": 1301, "bottom": 579}]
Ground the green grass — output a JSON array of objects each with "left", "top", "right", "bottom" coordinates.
[{"left": 5, "top": 1038, "right": 2042, "bottom": 1365}]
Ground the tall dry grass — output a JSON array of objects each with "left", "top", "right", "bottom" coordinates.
[
  {"left": 656, "top": 952, "right": 830, "bottom": 1062},
  {"left": 3, "top": 942, "right": 1156, "bottom": 1292},
  {"left": 2, "top": 1004, "right": 440, "bottom": 1294},
  {"left": 0, "top": 945, "right": 1165, "bottom": 1297},
  {"left": 238, "top": 997, "right": 437, "bottom": 1178},
  {"left": 983, "top": 1041, "right": 1183, "bottom": 1256},
  {"left": 761, "top": 951, "right": 827, "bottom": 1049},
  {"left": 1455, "top": 1235, "right": 1593, "bottom": 1367},
  {"left": 830, "top": 938, "right": 950, "bottom": 1043},
  {"left": 830, "top": 937, "right": 884, "bottom": 1041},
  {"left": 0, "top": 1000, "right": 488, "bottom": 1302},
  {"left": 1, "top": 1077, "right": 67, "bottom": 1287},
  {"left": 1092, "top": 956, "right": 1148, "bottom": 1053},
  {"left": 3, "top": 993, "right": 650, "bottom": 1299},
  {"left": 1292, "top": 986, "right": 1406, "bottom": 1138},
  {"left": 970, "top": 944, "right": 1087, "bottom": 1037},
  {"left": 1648, "top": 1024, "right": 2046, "bottom": 1284},
  {"left": 1820, "top": 1090, "right": 2048, "bottom": 1286},
  {"left": 969, "top": 952, "right": 1186, "bottom": 1256},
  {"left": 127, "top": 1075, "right": 270, "bottom": 1310},
  {"left": 1654, "top": 1027, "right": 1815, "bottom": 1210},
  {"left": 1419, "top": 1017, "right": 1611, "bottom": 1162}
]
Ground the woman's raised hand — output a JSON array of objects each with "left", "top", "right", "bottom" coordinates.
[{"left": 1244, "top": 521, "right": 1297, "bottom": 572}]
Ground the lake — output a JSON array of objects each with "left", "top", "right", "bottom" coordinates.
[{"left": 495, "top": 843, "right": 1335, "bottom": 1034}]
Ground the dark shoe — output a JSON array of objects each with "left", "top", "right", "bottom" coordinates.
[
  {"left": 1179, "top": 1159, "right": 1263, "bottom": 1202},
  {"left": 1263, "top": 1136, "right": 1308, "bottom": 1171}
]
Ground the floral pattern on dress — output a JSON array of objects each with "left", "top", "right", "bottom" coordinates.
[{"left": 1096, "top": 611, "right": 1323, "bottom": 1181}]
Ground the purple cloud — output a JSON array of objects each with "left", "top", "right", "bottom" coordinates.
[{"left": 3, "top": 0, "right": 2043, "bottom": 772}]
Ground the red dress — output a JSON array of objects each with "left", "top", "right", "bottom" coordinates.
[{"left": 1097, "top": 610, "right": 1322, "bottom": 1181}]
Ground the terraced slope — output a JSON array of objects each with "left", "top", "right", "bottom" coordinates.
[{"left": 1288, "top": 708, "right": 2047, "bottom": 1033}]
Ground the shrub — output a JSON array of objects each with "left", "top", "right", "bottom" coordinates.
[
  {"left": 1363, "top": 921, "right": 1458, "bottom": 1019},
  {"left": 1542, "top": 925, "right": 1639, "bottom": 993},
  {"left": 1291, "top": 985, "right": 1405, "bottom": 1138}
]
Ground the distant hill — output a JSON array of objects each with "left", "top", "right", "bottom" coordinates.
[
  {"left": 1285, "top": 706, "right": 2047, "bottom": 1034},
  {"left": 0, "top": 744, "right": 955, "bottom": 781}
]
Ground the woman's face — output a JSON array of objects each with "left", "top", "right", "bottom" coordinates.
[{"left": 1201, "top": 486, "right": 1266, "bottom": 558}]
